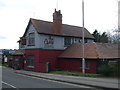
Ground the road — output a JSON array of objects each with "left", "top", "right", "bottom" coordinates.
[{"left": 2, "top": 67, "right": 100, "bottom": 90}]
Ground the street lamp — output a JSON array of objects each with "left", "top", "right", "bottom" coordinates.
[{"left": 82, "top": 0, "right": 85, "bottom": 75}]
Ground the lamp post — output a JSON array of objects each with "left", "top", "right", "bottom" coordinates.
[
  {"left": 56, "top": 0, "right": 58, "bottom": 10},
  {"left": 82, "top": 0, "right": 85, "bottom": 75}
]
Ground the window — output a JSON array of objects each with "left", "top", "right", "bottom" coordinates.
[
  {"left": 85, "top": 39, "right": 87, "bottom": 43},
  {"left": 87, "top": 39, "right": 94, "bottom": 43},
  {"left": 85, "top": 60, "right": 90, "bottom": 69},
  {"left": 28, "top": 55, "right": 34, "bottom": 67},
  {"left": 79, "top": 39, "right": 82, "bottom": 43},
  {"left": 28, "top": 33, "right": 35, "bottom": 46},
  {"left": 14, "top": 57, "right": 19, "bottom": 64},
  {"left": 20, "top": 37, "right": 26, "bottom": 45},
  {"left": 64, "top": 37, "right": 71, "bottom": 46},
  {"left": 71, "top": 38, "right": 74, "bottom": 44},
  {"left": 74, "top": 38, "right": 82, "bottom": 44},
  {"left": 21, "top": 38, "right": 26, "bottom": 45},
  {"left": 80, "top": 60, "right": 90, "bottom": 69}
]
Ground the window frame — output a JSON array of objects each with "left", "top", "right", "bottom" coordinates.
[
  {"left": 28, "top": 32, "right": 35, "bottom": 46},
  {"left": 27, "top": 55, "right": 34, "bottom": 68},
  {"left": 64, "top": 37, "right": 72, "bottom": 46},
  {"left": 80, "top": 60, "right": 90, "bottom": 69}
]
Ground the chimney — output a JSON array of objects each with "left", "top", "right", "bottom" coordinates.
[{"left": 53, "top": 9, "right": 62, "bottom": 34}]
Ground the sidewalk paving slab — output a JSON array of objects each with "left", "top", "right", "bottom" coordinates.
[{"left": 14, "top": 70, "right": 119, "bottom": 90}]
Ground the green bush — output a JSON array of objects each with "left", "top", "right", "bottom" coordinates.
[{"left": 98, "top": 65, "right": 117, "bottom": 77}]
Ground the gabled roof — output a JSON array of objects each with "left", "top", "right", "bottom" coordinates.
[
  {"left": 23, "top": 18, "right": 94, "bottom": 39},
  {"left": 58, "top": 43, "right": 119, "bottom": 59}
]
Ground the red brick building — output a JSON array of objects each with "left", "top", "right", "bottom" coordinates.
[
  {"left": 58, "top": 43, "right": 119, "bottom": 73},
  {"left": 12, "top": 9, "right": 119, "bottom": 73}
]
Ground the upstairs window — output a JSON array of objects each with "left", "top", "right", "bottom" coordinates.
[
  {"left": 87, "top": 39, "right": 94, "bottom": 43},
  {"left": 28, "top": 33, "right": 35, "bottom": 46},
  {"left": 21, "top": 38, "right": 26, "bottom": 45},
  {"left": 64, "top": 37, "right": 71, "bottom": 46}
]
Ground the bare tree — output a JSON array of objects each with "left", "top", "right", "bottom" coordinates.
[{"left": 106, "top": 28, "right": 120, "bottom": 44}]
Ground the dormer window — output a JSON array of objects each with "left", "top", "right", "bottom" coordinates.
[{"left": 28, "top": 33, "right": 35, "bottom": 46}]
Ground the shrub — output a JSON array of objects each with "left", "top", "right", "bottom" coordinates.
[{"left": 98, "top": 65, "right": 117, "bottom": 77}]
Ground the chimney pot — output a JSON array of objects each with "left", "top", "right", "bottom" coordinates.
[
  {"left": 55, "top": 9, "right": 56, "bottom": 12},
  {"left": 58, "top": 10, "right": 61, "bottom": 14}
]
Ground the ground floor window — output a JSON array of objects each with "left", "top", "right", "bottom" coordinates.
[
  {"left": 80, "top": 60, "right": 90, "bottom": 69},
  {"left": 14, "top": 57, "right": 19, "bottom": 65},
  {"left": 28, "top": 55, "right": 34, "bottom": 67}
]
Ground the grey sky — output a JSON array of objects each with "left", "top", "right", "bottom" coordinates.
[
  {"left": 0, "top": 0, "right": 118, "bottom": 49},
  {"left": 118, "top": 1, "right": 120, "bottom": 28}
]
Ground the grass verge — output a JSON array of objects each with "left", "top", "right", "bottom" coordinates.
[
  {"left": 49, "top": 70, "right": 103, "bottom": 78},
  {"left": 2, "top": 63, "right": 9, "bottom": 67}
]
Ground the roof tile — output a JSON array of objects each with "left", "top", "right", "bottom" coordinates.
[
  {"left": 58, "top": 43, "right": 119, "bottom": 59},
  {"left": 31, "top": 18, "right": 94, "bottom": 39}
]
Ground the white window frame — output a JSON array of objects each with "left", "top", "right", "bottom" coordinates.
[
  {"left": 28, "top": 33, "right": 35, "bottom": 46},
  {"left": 27, "top": 55, "right": 34, "bottom": 68}
]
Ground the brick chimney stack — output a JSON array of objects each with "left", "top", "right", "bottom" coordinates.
[{"left": 53, "top": 9, "right": 62, "bottom": 34}]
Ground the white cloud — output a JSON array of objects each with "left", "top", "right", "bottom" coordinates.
[
  {"left": 118, "top": 1, "right": 120, "bottom": 28},
  {"left": 0, "top": 0, "right": 118, "bottom": 49}
]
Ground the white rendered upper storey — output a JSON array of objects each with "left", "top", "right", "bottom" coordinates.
[{"left": 18, "top": 9, "right": 94, "bottom": 50}]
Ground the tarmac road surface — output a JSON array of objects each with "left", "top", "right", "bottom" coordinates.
[{"left": 2, "top": 67, "right": 100, "bottom": 90}]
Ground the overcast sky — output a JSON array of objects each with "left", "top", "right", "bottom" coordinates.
[{"left": 0, "top": 0, "right": 118, "bottom": 49}]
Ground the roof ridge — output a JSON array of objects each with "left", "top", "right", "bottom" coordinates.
[
  {"left": 62, "top": 23, "right": 83, "bottom": 28},
  {"left": 31, "top": 18, "right": 84, "bottom": 28},
  {"left": 31, "top": 18, "right": 52, "bottom": 23},
  {"left": 22, "top": 18, "right": 94, "bottom": 39}
]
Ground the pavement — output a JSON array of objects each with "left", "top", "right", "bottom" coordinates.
[
  {"left": 14, "top": 69, "right": 119, "bottom": 90},
  {"left": 4, "top": 67, "right": 89, "bottom": 89}
]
